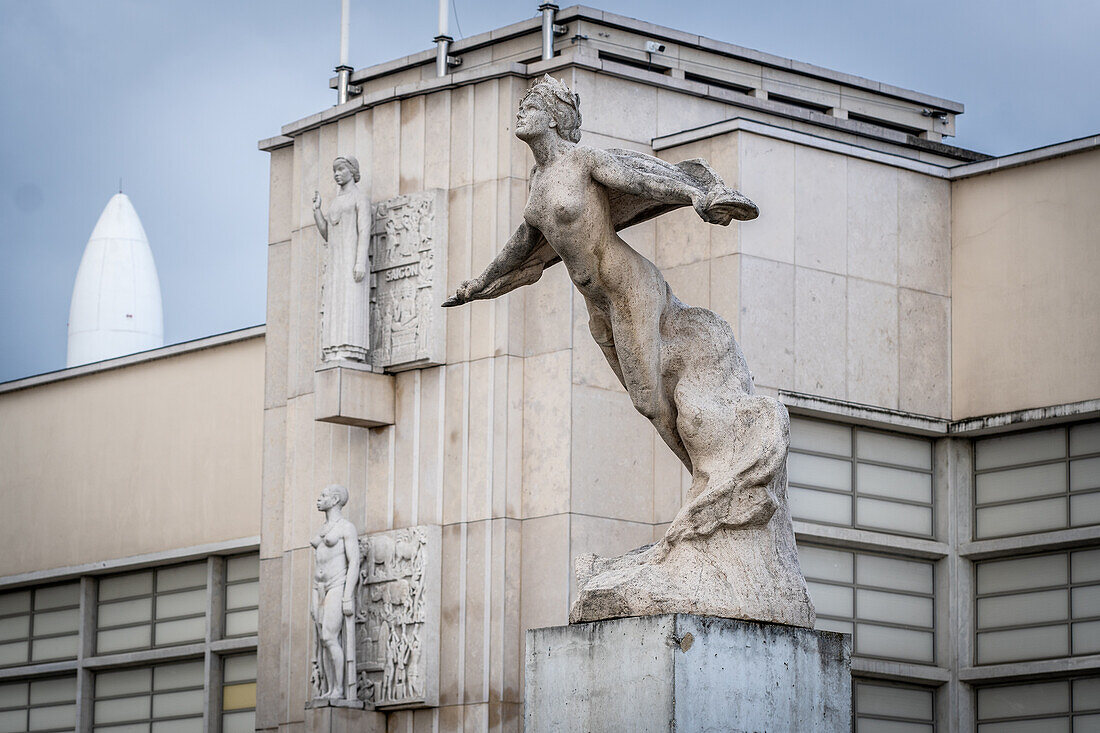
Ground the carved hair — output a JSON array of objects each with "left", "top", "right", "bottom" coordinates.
[
  {"left": 334, "top": 156, "right": 361, "bottom": 182},
  {"left": 324, "top": 483, "right": 350, "bottom": 507},
  {"left": 523, "top": 74, "right": 582, "bottom": 143}
]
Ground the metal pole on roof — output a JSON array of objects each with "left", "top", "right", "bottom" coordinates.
[
  {"left": 434, "top": 0, "right": 452, "bottom": 77},
  {"left": 539, "top": 3, "right": 559, "bottom": 60},
  {"left": 335, "top": 0, "right": 352, "bottom": 104}
]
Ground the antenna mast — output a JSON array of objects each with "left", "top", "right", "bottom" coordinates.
[{"left": 335, "top": 0, "right": 352, "bottom": 104}]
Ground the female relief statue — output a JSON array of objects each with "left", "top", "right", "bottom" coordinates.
[
  {"left": 314, "top": 156, "right": 371, "bottom": 363},
  {"left": 310, "top": 484, "right": 359, "bottom": 701},
  {"left": 444, "top": 75, "right": 814, "bottom": 627}
]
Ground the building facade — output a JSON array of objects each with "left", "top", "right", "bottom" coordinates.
[{"left": 1, "top": 5, "right": 1098, "bottom": 732}]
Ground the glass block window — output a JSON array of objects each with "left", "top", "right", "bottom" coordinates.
[
  {"left": 974, "top": 421, "right": 1100, "bottom": 539},
  {"left": 976, "top": 675, "right": 1100, "bottom": 732},
  {"left": 789, "top": 417, "right": 934, "bottom": 538},
  {"left": 975, "top": 547, "right": 1100, "bottom": 665},
  {"left": 799, "top": 544, "right": 935, "bottom": 663},
  {"left": 93, "top": 660, "right": 204, "bottom": 732},
  {"left": 221, "top": 653, "right": 256, "bottom": 733},
  {"left": 96, "top": 562, "right": 207, "bottom": 654},
  {"left": 223, "top": 554, "right": 259, "bottom": 638},
  {"left": 0, "top": 583, "right": 80, "bottom": 668},
  {"left": 855, "top": 678, "right": 935, "bottom": 732},
  {"left": 0, "top": 676, "right": 77, "bottom": 733}
]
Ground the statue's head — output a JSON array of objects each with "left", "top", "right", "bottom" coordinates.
[
  {"left": 333, "top": 156, "right": 361, "bottom": 184},
  {"left": 517, "top": 74, "right": 581, "bottom": 143},
  {"left": 317, "top": 483, "right": 350, "bottom": 511}
]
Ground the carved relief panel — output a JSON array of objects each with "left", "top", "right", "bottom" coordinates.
[
  {"left": 355, "top": 525, "right": 441, "bottom": 709},
  {"left": 369, "top": 190, "right": 447, "bottom": 372}
]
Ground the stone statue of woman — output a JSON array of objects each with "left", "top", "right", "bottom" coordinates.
[
  {"left": 444, "top": 75, "right": 815, "bottom": 628},
  {"left": 313, "top": 156, "right": 371, "bottom": 363},
  {"left": 310, "top": 484, "right": 360, "bottom": 701}
]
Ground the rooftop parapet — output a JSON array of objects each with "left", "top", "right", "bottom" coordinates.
[{"left": 293, "top": 5, "right": 968, "bottom": 155}]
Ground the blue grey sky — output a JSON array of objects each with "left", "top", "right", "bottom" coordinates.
[{"left": 1, "top": 0, "right": 1097, "bottom": 382}]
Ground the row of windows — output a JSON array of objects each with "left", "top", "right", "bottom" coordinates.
[
  {"left": 0, "top": 555, "right": 258, "bottom": 668},
  {"left": 797, "top": 543, "right": 1100, "bottom": 669},
  {"left": 856, "top": 679, "right": 935, "bottom": 733},
  {"left": 0, "top": 653, "right": 256, "bottom": 733},
  {"left": 976, "top": 675, "right": 1100, "bottom": 732},
  {"left": 852, "top": 675, "right": 1100, "bottom": 733},
  {"left": 975, "top": 548, "right": 1100, "bottom": 665},
  {"left": 788, "top": 417, "right": 1100, "bottom": 542},
  {"left": 974, "top": 423, "right": 1100, "bottom": 539},
  {"left": 789, "top": 418, "right": 935, "bottom": 538},
  {"left": 0, "top": 586, "right": 80, "bottom": 669},
  {"left": 801, "top": 545, "right": 935, "bottom": 665}
]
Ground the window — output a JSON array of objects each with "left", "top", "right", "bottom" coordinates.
[
  {"left": 0, "top": 676, "right": 77, "bottom": 733},
  {"left": 96, "top": 562, "right": 207, "bottom": 654},
  {"left": 855, "top": 679, "right": 935, "bottom": 732},
  {"left": 0, "top": 583, "right": 80, "bottom": 667},
  {"left": 976, "top": 675, "right": 1100, "bottom": 732},
  {"left": 789, "top": 417, "right": 935, "bottom": 538},
  {"left": 93, "top": 660, "right": 204, "bottom": 731},
  {"left": 221, "top": 653, "right": 256, "bottom": 733},
  {"left": 974, "top": 548, "right": 1100, "bottom": 665},
  {"left": 799, "top": 544, "right": 935, "bottom": 664},
  {"left": 973, "top": 421, "right": 1100, "bottom": 539},
  {"left": 0, "top": 549, "right": 257, "bottom": 732},
  {"left": 223, "top": 555, "right": 259, "bottom": 638}
]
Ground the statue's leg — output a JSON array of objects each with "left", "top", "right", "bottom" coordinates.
[
  {"left": 607, "top": 301, "right": 693, "bottom": 472},
  {"left": 321, "top": 586, "right": 345, "bottom": 697},
  {"left": 587, "top": 308, "right": 627, "bottom": 388}
]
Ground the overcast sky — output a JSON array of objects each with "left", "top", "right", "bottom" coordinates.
[{"left": 1, "top": 0, "right": 1097, "bottom": 382}]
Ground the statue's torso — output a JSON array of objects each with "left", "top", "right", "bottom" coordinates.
[
  {"left": 313, "top": 521, "right": 353, "bottom": 585},
  {"left": 524, "top": 148, "right": 642, "bottom": 308}
]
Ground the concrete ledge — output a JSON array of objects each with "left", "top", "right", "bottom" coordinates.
[
  {"left": 794, "top": 522, "right": 950, "bottom": 560},
  {"left": 525, "top": 614, "right": 851, "bottom": 732},
  {"left": 960, "top": 653, "right": 1100, "bottom": 683},
  {"left": 305, "top": 702, "right": 385, "bottom": 733},
  {"left": 960, "top": 526, "right": 1100, "bottom": 560},
  {"left": 314, "top": 365, "right": 395, "bottom": 428},
  {"left": 780, "top": 389, "right": 949, "bottom": 435},
  {"left": 949, "top": 398, "right": 1100, "bottom": 436}
]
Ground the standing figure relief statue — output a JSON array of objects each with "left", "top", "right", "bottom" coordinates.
[
  {"left": 314, "top": 155, "right": 371, "bottom": 363},
  {"left": 444, "top": 74, "right": 815, "bottom": 627},
  {"left": 310, "top": 484, "right": 360, "bottom": 701}
]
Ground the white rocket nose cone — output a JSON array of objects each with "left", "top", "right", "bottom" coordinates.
[{"left": 66, "top": 193, "right": 164, "bottom": 367}]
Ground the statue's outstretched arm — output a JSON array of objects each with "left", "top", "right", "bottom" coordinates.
[
  {"left": 588, "top": 147, "right": 702, "bottom": 210},
  {"left": 443, "top": 221, "right": 543, "bottom": 306}
]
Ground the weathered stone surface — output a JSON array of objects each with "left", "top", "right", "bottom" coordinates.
[
  {"left": 355, "top": 524, "right": 441, "bottom": 709},
  {"left": 444, "top": 75, "right": 814, "bottom": 628},
  {"left": 525, "top": 615, "right": 851, "bottom": 733},
  {"left": 369, "top": 189, "right": 448, "bottom": 371},
  {"left": 304, "top": 700, "right": 385, "bottom": 733},
  {"left": 310, "top": 484, "right": 360, "bottom": 703},
  {"left": 314, "top": 156, "right": 372, "bottom": 364},
  {"left": 314, "top": 364, "right": 395, "bottom": 428}
]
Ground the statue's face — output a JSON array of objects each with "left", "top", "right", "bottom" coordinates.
[
  {"left": 333, "top": 161, "right": 353, "bottom": 185},
  {"left": 316, "top": 488, "right": 337, "bottom": 510},
  {"left": 516, "top": 95, "right": 553, "bottom": 141}
]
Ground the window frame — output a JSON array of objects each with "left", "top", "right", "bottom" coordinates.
[
  {"left": 972, "top": 421, "right": 1100, "bottom": 540},
  {"left": 789, "top": 419, "right": 937, "bottom": 540}
]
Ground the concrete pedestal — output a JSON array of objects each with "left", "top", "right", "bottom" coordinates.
[
  {"left": 304, "top": 700, "right": 385, "bottom": 733},
  {"left": 524, "top": 614, "right": 851, "bottom": 732}
]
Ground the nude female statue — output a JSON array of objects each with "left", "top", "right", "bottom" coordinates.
[
  {"left": 310, "top": 484, "right": 359, "bottom": 700},
  {"left": 445, "top": 75, "right": 815, "bottom": 627},
  {"left": 313, "top": 156, "right": 371, "bottom": 363}
]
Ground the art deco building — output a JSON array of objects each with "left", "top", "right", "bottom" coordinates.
[{"left": 1, "top": 6, "right": 1097, "bottom": 732}]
